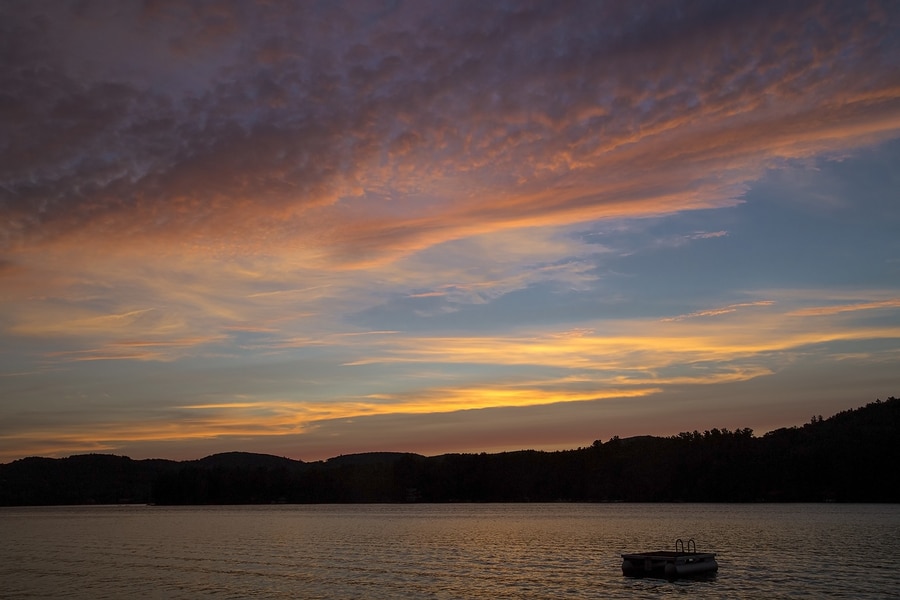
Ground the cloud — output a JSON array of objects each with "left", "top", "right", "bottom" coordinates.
[
  {"left": 2, "top": 0, "right": 898, "bottom": 268},
  {"left": 788, "top": 298, "right": 900, "bottom": 317},
  {"left": 661, "top": 301, "right": 775, "bottom": 322},
  {"left": 340, "top": 291, "right": 900, "bottom": 384},
  {"left": 688, "top": 231, "right": 728, "bottom": 240},
  {"left": 8, "top": 283, "right": 898, "bottom": 461}
]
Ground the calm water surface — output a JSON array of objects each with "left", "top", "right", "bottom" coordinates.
[{"left": 2, "top": 503, "right": 898, "bottom": 599}]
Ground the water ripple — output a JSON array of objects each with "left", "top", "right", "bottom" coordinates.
[{"left": 2, "top": 504, "right": 898, "bottom": 599}]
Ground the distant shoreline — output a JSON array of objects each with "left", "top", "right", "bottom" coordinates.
[{"left": 2, "top": 397, "right": 897, "bottom": 506}]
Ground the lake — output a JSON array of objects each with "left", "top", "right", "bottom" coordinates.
[{"left": 2, "top": 503, "right": 898, "bottom": 598}]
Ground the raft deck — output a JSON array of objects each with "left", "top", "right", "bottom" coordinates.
[{"left": 621, "top": 539, "right": 718, "bottom": 579}]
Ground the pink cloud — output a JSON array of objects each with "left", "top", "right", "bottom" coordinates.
[{"left": 1, "top": 1, "right": 897, "bottom": 267}]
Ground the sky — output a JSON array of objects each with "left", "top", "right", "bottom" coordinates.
[{"left": 1, "top": 0, "right": 899, "bottom": 464}]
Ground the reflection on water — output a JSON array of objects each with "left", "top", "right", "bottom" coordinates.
[{"left": 2, "top": 503, "right": 899, "bottom": 599}]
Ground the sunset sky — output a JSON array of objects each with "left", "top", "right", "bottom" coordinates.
[{"left": 2, "top": 0, "right": 899, "bottom": 464}]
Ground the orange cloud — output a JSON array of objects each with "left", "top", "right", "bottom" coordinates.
[
  {"left": 2, "top": 1, "right": 898, "bottom": 272},
  {"left": 788, "top": 298, "right": 900, "bottom": 317},
  {"left": 661, "top": 301, "right": 776, "bottom": 322}
]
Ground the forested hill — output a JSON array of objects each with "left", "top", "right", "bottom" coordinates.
[{"left": 1, "top": 397, "right": 898, "bottom": 505}]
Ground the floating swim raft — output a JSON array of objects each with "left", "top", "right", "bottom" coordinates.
[{"left": 621, "top": 538, "right": 718, "bottom": 579}]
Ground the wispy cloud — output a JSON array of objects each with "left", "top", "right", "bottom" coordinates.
[
  {"left": 788, "top": 298, "right": 900, "bottom": 317},
  {"left": 687, "top": 231, "right": 728, "bottom": 240},
  {"left": 661, "top": 301, "right": 775, "bottom": 322}
]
